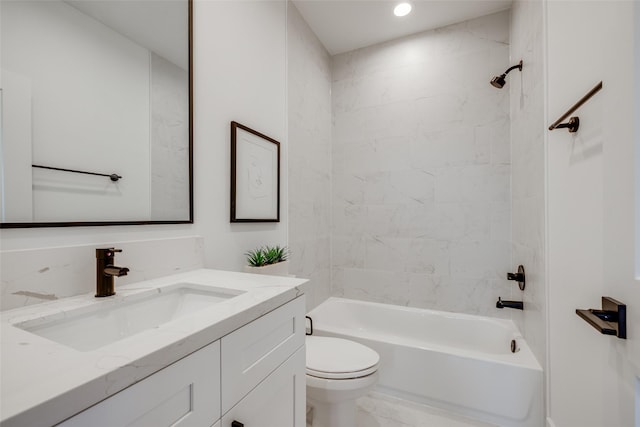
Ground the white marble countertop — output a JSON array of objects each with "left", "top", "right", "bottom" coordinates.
[{"left": 0, "top": 269, "right": 309, "bottom": 427}]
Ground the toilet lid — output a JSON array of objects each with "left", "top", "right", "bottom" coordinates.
[{"left": 306, "top": 336, "right": 379, "bottom": 380}]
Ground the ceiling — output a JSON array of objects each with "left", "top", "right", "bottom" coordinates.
[
  {"left": 65, "top": 0, "right": 188, "bottom": 69},
  {"left": 292, "top": 0, "right": 512, "bottom": 56}
]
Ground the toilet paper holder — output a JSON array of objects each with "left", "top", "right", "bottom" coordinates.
[{"left": 576, "top": 296, "right": 626, "bottom": 339}]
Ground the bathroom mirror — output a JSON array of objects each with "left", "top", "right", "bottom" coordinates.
[{"left": 0, "top": 0, "right": 193, "bottom": 228}]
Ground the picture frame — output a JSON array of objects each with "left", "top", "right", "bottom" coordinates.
[{"left": 230, "top": 121, "right": 280, "bottom": 222}]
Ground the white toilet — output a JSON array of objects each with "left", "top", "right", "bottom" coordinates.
[{"left": 305, "top": 335, "right": 380, "bottom": 427}]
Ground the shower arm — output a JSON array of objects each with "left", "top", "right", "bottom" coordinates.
[{"left": 503, "top": 61, "right": 523, "bottom": 77}]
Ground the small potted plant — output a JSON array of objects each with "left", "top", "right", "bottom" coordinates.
[{"left": 244, "top": 245, "right": 290, "bottom": 276}]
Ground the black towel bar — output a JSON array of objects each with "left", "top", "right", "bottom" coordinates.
[
  {"left": 32, "top": 164, "right": 122, "bottom": 182},
  {"left": 548, "top": 81, "right": 602, "bottom": 133}
]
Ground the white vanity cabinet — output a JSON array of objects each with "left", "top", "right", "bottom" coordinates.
[
  {"left": 221, "top": 347, "right": 305, "bottom": 427},
  {"left": 56, "top": 297, "right": 305, "bottom": 427},
  {"left": 221, "top": 296, "right": 306, "bottom": 427},
  {"left": 57, "top": 341, "right": 222, "bottom": 427}
]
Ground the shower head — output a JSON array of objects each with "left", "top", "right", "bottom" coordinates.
[
  {"left": 490, "top": 60, "right": 522, "bottom": 89},
  {"left": 490, "top": 74, "right": 507, "bottom": 88}
]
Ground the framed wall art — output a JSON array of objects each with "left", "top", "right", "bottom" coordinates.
[{"left": 230, "top": 121, "right": 280, "bottom": 222}]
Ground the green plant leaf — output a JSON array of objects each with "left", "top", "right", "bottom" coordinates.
[{"left": 245, "top": 245, "right": 289, "bottom": 266}]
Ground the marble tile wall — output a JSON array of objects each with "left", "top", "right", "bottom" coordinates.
[
  {"left": 509, "top": 0, "right": 547, "bottom": 371},
  {"left": 150, "top": 52, "right": 190, "bottom": 220},
  {"left": 331, "top": 11, "right": 513, "bottom": 317},
  {"left": 0, "top": 236, "right": 204, "bottom": 311},
  {"left": 287, "top": 3, "right": 332, "bottom": 311}
]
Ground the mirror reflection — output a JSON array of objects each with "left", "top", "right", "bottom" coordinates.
[{"left": 0, "top": 0, "right": 191, "bottom": 226}]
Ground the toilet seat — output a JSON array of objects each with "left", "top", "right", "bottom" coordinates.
[{"left": 306, "top": 336, "right": 379, "bottom": 380}]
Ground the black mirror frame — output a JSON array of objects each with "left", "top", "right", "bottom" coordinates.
[{"left": 1, "top": 0, "right": 194, "bottom": 229}]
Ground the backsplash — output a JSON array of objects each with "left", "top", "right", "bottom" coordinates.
[{"left": 0, "top": 236, "right": 204, "bottom": 311}]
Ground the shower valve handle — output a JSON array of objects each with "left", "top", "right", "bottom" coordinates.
[
  {"left": 507, "top": 265, "right": 526, "bottom": 290},
  {"left": 507, "top": 272, "right": 524, "bottom": 281}
]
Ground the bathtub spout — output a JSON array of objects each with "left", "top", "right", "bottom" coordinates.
[{"left": 496, "top": 297, "right": 523, "bottom": 310}]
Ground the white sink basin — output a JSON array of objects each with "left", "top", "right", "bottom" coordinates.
[{"left": 14, "top": 283, "right": 244, "bottom": 351}]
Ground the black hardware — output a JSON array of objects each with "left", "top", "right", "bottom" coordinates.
[
  {"left": 510, "top": 339, "right": 517, "bottom": 353},
  {"left": 589, "top": 309, "right": 616, "bottom": 322},
  {"left": 548, "top": 81, "right": 602, "bottom": 132},
  {"left": 490, "top": 60, "right": 523, "bottom": 89},
  {"left": 32, "top": 164, "right": 122, "bottom": 182},
  {"left": 305, "top": 316, "right": 313, "bottom": 335},
  {"left": 576, "top": 296, "right": 626, "bottom": 339},
  {"left": 95, "top": 248, "right": 129, "bottom": 297},
  {"left": 507, "top": 265, "right": 526, "bottom": 290},
  {"left": 496, "top": 297, "right": 523, "bottom": 310},
  {"left": 232, "top": 421, "right": 244, "bottom": 427},
  {"left": 553, "top": 116, "right": 580, "bottom": 133}
]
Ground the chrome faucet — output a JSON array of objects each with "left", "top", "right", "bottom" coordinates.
[{"left": 96, "top": 248, "right": 129, "bottom": 297}]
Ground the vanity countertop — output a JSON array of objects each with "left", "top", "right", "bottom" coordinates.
[{"left": 0, "top": 268, "right": 309, "bottom": 427}]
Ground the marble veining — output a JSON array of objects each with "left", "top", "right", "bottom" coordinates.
[
  {"left": 1, "top": 236, "right": 204, "bottom": 311},
  {"left": 509, "top": 0, "right": 547, "bottom": 373},
  {"left": 331, "top": 11, "right": 512, "bottom": 318},
  {"left": 1, "top": 269, "right": 308, "bottom": 427},
  {"left": 11, "top": 290, "right": 58, "bottom": 301},
  {"left": 150, "top": 52, "right": 190, "bottom": 220},
  {"left": 287, "top": 3, "right": 332, "bottom": 312},
  {"left": 354, "top": 392, "right": 496, "bottom": 427}
]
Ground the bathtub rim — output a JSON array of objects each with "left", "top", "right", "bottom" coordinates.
[{"left": 308, "top": 297, "right": 542, "bottom": 371}]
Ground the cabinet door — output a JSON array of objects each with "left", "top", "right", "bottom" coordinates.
[
  {"left": 221, "top": 297, "right": 305, "bottom": 413},
  {"left": 221, "top": 347, "right": 305, "bottom": 427},
  {"left": 58, "top": 341, "right": 221, "bottom": 427}
]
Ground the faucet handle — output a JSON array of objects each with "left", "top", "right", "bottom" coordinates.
[{"left": 96, "top": 248, "right": 123, "bottom": 258}]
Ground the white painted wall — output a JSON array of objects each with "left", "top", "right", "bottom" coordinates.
[
  {"left": 330, "top": 12, "right": 513, "bottom": 317},
  {"left": 0, "top": 71, "right": 33, "bottom": 222},
  {"left": 287, "top": 3, "right": 332, "bottom": 311},
  {"left": 546, "top": 1, "right": 639, "bottom": 426},
  {"left": 600, "top": 0, "right": 640, "bottom": 419},
  {"left": 192, "top": 0, "right": 287, "bottom": 270},
  {"left": 1, "top": 1, "right": 288, "bottom": 284}
]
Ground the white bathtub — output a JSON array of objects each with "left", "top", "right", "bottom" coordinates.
[{"left": 307, "top": 297, "right": 543, "bottom": 427}]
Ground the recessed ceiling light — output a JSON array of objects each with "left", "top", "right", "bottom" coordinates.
[{"left": 394, "top": 2, "right": 412, "bottom": 17}]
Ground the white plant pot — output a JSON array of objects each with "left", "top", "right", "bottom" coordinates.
[{"left": 243, "top": 260, "right": 290, "bottom": 277}]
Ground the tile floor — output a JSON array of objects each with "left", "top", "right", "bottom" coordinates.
[
  {"left": 356, "top": 393, "right": 496, "bottom": 427},
  {"left": 308, "top": 392, "right": 496, "bottom": 427}
]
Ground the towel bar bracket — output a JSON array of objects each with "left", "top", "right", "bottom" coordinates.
[{"left": 553, "top": 116, "right": 580, "bottom": 133}]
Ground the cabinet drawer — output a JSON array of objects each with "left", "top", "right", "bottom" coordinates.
[
  {"left": 221, "top": 297, "right": 305, "bottom": 414},
  {"left": 221, "top": 347, "right": 306, "bottom": 427},
  {"left": 58, "top": 341, "right": 221, "bottom": 427}
]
